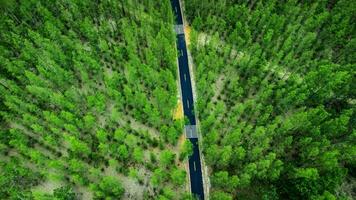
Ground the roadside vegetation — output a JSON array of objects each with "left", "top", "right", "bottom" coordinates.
[
  {"left": 185, "top": 0, "right": 355, "bottom": 199},
  {"left": 0, "top": 0, "right": 194, "bottom": 199}
]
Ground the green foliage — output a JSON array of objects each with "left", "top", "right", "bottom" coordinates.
[
  {"left": 91, "top": 176, "right": 124, "bottom": 200},
  {"left": 185, "top": 0, "right": 355, "bottom": 199},
  {"left": 133, "top": 147, "right": 144, "bottom": 163},
  {"left": 0, "top": 0, "right": 187, "bottom": 198},
  {"left": 180, "top": 140, "right": 193, "bottom": 161},
  {"left": 210, "top": 191, "right": 233, "bottom": 200},
  {"left": 114, "top": 129, "right": 127, "bottom": 142},
  {"left": 117, "top": 145, "right": 129, "bottom": 161},
  {"left": 53, "top": 186, "right": 76, "bottom": 200},
  {"left": 151, "top": 168, "right": 168, "bottom": 187},
  {"left": 160, "top": 150, "right": 175, "bottom": 168},
  {"left": 0, "top": 158, "right": 43, "bottom": 199},
  {"left": 170, "top": 168, "right": 186, "bottom": 186},
  {"left": 211, "top": 171, "right": 239, "bottom": 192}
]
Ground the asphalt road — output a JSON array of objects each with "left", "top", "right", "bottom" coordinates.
[
  {"left": 171, "top": 0, "right": 183, "bottom": 25},
  {"left": 171, "top": 0, "right": 205, "bottom": 199},
  {"left": 177, "top": 34, "right": 196, "bottom": 125}
]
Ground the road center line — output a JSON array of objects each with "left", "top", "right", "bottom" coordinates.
[{"left": 172, "top": 0, "right": 205, "bottom": 198}]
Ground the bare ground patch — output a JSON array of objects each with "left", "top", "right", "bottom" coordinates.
[{"left": 211, "top": 74, "right": 226, "bottom": 103}]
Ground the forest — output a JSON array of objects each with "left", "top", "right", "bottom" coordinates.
[
  {"left": 184, "top": 0, "right": 355, "bottom": 199},
  {"left": 0, "top": 0, "right": 195, "bottom": 199},
  {"left": 1, "top": 0, "right": 355, "bottom": 199}
]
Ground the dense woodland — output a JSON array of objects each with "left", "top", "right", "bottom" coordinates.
[
  {"left": 0, "top": 0, "right": 195, "bottom": 199},
  {"left": 184, "top": 0, "right": 355, "bottom": 199},
  {"left": 1, "top": 0, "right": 355, "bottom": 199}
]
